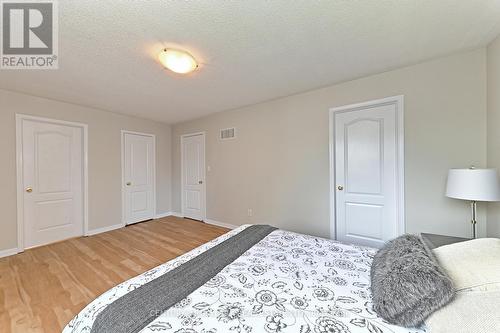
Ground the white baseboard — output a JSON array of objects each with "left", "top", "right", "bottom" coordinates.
[
  {"left": 86, "top": 223, "right": 124, "bottom": 236},
  {"left": 0, "top": 247, "right": 19, "bottom": 259},
  {"left": 153, "top": 211, "right": 239, "bottom": 230},
  {"left": 170, "top": 211, "right": 184, "bottom": 218},
  {"left": 155, "top": 212, "right": 172, "bottom": 219},
  {"left": 155, "top": 212, "right": 184, "bottom": 219},
  {"left": 165, "top": 212, "right": 238, "bottom": 230},
  {"left": 205, "top": 219, "right": 238, "bottom": 230}
]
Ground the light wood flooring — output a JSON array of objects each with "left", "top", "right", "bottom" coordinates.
[{"left": 0, "top": 216, "right": 229, "bottom": 333}]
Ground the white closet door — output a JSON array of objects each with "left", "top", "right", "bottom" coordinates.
[
  {"left": 123, "top": 132, "right": 155, "bottom": 225},
  {"left": 22, "top": 119, "right": 84, "bottom": 248},
  {"left": 334, "top": 102, "right": 401, "bottom": 248},
  {"left": 182, "top": 134, "right": 205, "bottom": 221}
]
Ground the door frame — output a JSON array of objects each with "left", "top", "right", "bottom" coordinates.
[
  {"left": 16, "top": 114, "right": 89, "bottom": 252},
  {"left": 328, "top": 95, "right": 405, "bottom": 240},
  {"left": 180, "top": 132, "right": 206, "bottom": 221},
  {"left": 121, "top": 130, "right": 157, "bottom": 226}
]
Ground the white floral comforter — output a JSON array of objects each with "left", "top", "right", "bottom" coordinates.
[{"left": 63, "top": 225, "right": 426, "bottom": 333}]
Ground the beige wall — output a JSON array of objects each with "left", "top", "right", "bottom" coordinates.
[
  {"left": 487, "top": 36, "right": 500, "bottom": 237},
  {"left": 0, "top": 89, "right": 172, "bottom": 252},
  {"left": 172, "top": 49, "right": 488, "bottom": 239},
  {"left": 1, "top": 47, "right": 493, "bottom": 253}
]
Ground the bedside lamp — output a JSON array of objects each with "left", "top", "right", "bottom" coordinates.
[{"left": 446, "top": 168, "right": 500, "bottom": 238}]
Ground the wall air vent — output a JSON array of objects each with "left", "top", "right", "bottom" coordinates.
[{"left": 220, "top": 127, "right": 236, "bottom": 140}]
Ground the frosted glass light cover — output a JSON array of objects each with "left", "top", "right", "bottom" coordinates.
[{"left": 158, "top": 49, "right": 198, "bottom": 74}]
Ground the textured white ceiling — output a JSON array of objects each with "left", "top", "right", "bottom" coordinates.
[{"left": 1, "top": 1, "right": 500, "bottom": 124}]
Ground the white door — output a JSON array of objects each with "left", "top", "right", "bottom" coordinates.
[
  {"left": 182, "top": 134, "right": 206, "bottom": 221},
  {"left": 123, "top": 132, "right": 155, "bottom": 225},
  {"left": 21, "top": 118, "right": 84, "bottom": 249},
  {"left": 333, "top": 98, "right": 404, "bottom": 248}
]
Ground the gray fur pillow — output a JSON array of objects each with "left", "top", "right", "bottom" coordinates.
[{"left": 370, "top": 234, "right": 454, "bottom": 327}]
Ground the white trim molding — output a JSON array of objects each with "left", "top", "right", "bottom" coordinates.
[
  {"left": 15, "top": 114, "right": 89, "bottom": 252},
  {"left": 155, "top": 212, "right": 237, "bottom": 229},
  {"left": 328, "top": 95, "right": 405, "bottom": 240},
  {"left": 180, "top": 132, "right": 207, "bottom": 221},
  {"left": 155, "top": 212, "right": 172, "bottom": 219},
  {"left": 204, "top": 219, "right": 238, "bottom": 230},
  {"left": 169, "top": 211, "right": 184, "bottom": 218},
  {"left": 0, "top": 247, "right": 19, "bottom": 259},
  {"left": 86, "top": 223, "right": 124, "bottom": 236},
  {"left": 121, "top": 130, "right": 157, "bottom": 227}
]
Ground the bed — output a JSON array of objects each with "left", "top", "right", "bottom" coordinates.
[{"left": 63, "top": 225, "right": 426, "bottom": 333}]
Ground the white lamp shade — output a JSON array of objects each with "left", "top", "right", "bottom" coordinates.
[{"left": 446, "top": 168, "right": 500, "bottom": 202}]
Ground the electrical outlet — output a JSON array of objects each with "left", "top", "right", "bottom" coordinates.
[{"left": 247, "top": 208, "right": 253, "bottom": 217}]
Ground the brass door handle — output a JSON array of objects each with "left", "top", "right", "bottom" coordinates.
[
  {"left": 337, "top": 185, "right": 344, "bottom": 191},
  {"left": 126, "top": 182, "right": 131, "bottom": 186},
  {"left": 26, "top": 187, "right": 33, "bottom": 193}
]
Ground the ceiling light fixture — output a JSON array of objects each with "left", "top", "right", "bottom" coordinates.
[{"left": 158, "top": 48, "right": 198, "bottom": 74}]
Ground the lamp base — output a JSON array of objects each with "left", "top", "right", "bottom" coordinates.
[{"left": 471, "top": 201, "right": 477, "bottom": 239}]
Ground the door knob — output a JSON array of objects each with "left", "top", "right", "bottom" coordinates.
[
  {"left": 26, "top": 187, "right": 33, "bottom": 193},
  {"left": 126, "top": 182, "right": 131, "bottom": 186},
  {"left": 337, "top": 185, "right": 344, "bottom": 191},
  {"left": 198, "top": 180, "right": 203, "bottom": 184}
]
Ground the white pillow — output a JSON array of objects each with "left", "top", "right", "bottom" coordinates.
[
  {"left": 433, "top": 238, "right": 500, "bottom": 291},
  {"left": 425, "top": 290, "right": 500, "bottom": 333},
  {"left": 425, "top": 238, "right": 500, "bottom": 332}
]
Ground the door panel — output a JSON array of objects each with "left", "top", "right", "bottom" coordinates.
[
  {"left": 185, "top": 142, "right": 201, "bottom": 185},
  {"left": 123, "top": 132, "right": 155, "bottom": 225},
  {"left": 35, "top": 199, "right": 73, "bottom": 230},
  {"left": 346, "top": 119, "right": 383, "bottom": 194},
  {"left": 36, "top": 131, "right": 72, "bottom": 193},
  {"left": 131, "top": 191, "right": 148, "bottom": 211},
  {"left": 22, "top": 119, "right": 84, "bottom": 249},
  {"left": 182, "top": 134, "right": 205, "bottom": 221},
  {"left": 345, "top": 202, "right": 384, "bottom": 240},
  {"left": 335, "top": 103, "right": 399, "bottom": 248},
  {"left": 185, "top": 190, "right": 201, "bottom": 210}
]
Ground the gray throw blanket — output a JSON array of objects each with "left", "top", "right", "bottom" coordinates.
[{"left": 90, "top": 224, "right": 277, "bottom": 333}]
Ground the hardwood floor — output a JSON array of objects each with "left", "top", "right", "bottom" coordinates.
[{"left": 0, "top": 217, "right": 229, "bottom": 333}]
